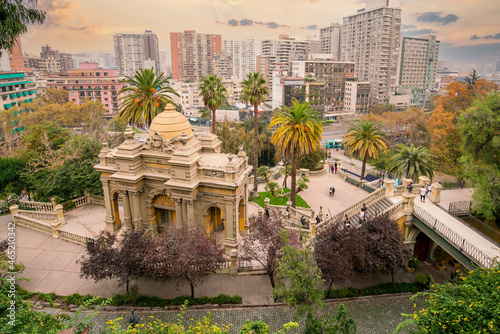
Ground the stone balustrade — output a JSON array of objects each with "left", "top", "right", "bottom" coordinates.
[
  {"left": 17, "top": 210, "right": 58, "bottom": 222},
  {"left": 18, "top": 201, "right": 54, "bottom": 212}
]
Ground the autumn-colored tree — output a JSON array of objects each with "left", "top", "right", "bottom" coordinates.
[
  {"left": 357, "top": 214, "right": 412, "bottom": 283},
  {"left": 78, "top": 229, "right": 150, "bottom": 294},
  {"left": 146, "top": 225, "right": 225, "bottom": 299},
  {"left": 239, "top": 211, "right": 297, "bottom": 288},
  {"left": 314, "top": 223, "right": 365, "bottom": 296}
]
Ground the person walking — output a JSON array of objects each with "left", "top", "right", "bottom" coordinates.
[
  {"left": 361, "top": 203, "right": 367, "bottom": 220},
  {"left": 334, "top": 162, "right": 338, "bottom": 174},
  {"left": 344, "top": 214, "right": 351, "bottom": 228},
  {"left": 420, "top": 185, "right": 427, "bottom": 203},
  {"left": 359, "top": 209, "right": 365, "bottom": 225},
  {"left": 331, "top": 186, "right": 335, "bottom": 196},
  {"left": 265, "top": 205, "right": 270, "bottom": 220},
  {"left": 315, "top": 215, "right": 321, "bottom": 224}
]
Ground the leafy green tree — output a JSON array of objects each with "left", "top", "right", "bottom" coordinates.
[
  {"left": 107, "top": 116, "right": 127, "bottom": 132},
  {"left": 0, "top": 156, "right": 26, "bottom": 196},
  {"left": 396, "top": 262, "right": 500, "bottom": 333},
  {"left": 273, "top": 231, "right": 325, "bottom": 315},
  {"left": 343, "top": 119, "right": 387, "bottom": 181},
  {"left": 298, "top": 148, "right": 323, "bottom": 171},
  {"left": 459, "top": 92, "right": 500, "bottom": 221},
  {"left": 0, "top": 0, "right": 45, "bottom": 57},
  {"left": 118, "top": 68, "right": 179, "bottom": 127},
  {"left": 368, "top": 103, "right": 394, "bottom": 115},
  {"left": 269, "top": 101, "right": 322, "bottom": 208},
  {"left": 464, "top": 68, "right": 480, "bottom": 90},
  {"left": 241, "top": 72, "right": 269, "bottom": 195},
  {"left": 264, "top": 181, "right": 279, "bottom": 196},
  {"left": 386, "top": 143, "right": 435, "bottom": 181},
  {"left": 257, "top": 166, "right": 272, "bottom": 183},
  {"left": 199, "top": 74, "right": 227, "bottom": 134}
]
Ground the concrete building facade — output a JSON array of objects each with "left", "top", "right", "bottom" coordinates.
[
  {"left": 214, "top": 51, "right": 233, "bottom": 80},
  {"left": 320, "top": 23, "right": 342, "bottom": 61},
  {"left": 344, "top": 81, "right": 371, "bottom": 113},
  {"left": 399, "top": 35, "right": 440, "bottom": 90},
  {"left": 46, "top": 63, "right": 125, "bottom": 117},
  {"left": 170, "top": 30, "right": 222, "bottom": 82},
  {"left": 341, "top": 0, "right": 402, "bottom": 104},
  {"left": 223, "top": 39, "right": 256, "bottom": 81}
]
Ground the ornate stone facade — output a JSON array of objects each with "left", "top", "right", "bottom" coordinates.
[{"left": 95, "top": 104, "right": 252, "bottom": 253}]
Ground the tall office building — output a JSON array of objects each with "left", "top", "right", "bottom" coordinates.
[
  {"left": 399, "top": 35, "right": 440, "bottom": 90},
  {"left": 170, "top": 30, "right": 222, "bottom": 82},
  {"left": 341, "top": 0, "right": 402, "bottom": 104},
  {"left": 40, "top": 44, "right": 73, "bottom": 71},
  {"left": 223, "top": 39, "right": 256, "bottom": 81},
  {"left": 320, "top": 23, "right": 342, "bottom": 60},
  {"left": 114, "top": 30, "right": 161, "bottom": 76}
]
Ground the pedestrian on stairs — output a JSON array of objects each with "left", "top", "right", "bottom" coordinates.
[
  {"left": 420, "top": 185, "right": 427, "bottom": 202},
  {"left": 344, "top": 214, "right": 351, "bottom": 228},
  {"left": 359, "top": 209, "right": 365, "bottom": 224}
]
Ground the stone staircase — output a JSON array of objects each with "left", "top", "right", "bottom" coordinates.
[{"left": 349, "top": 197, "right": 394, "bottom": 227}]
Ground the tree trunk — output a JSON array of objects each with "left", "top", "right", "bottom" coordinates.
[
  {"left": 190, "top": 282, "right": 195, "bottom": 299},
  {"left": 361, "top": 153, "right": 368, "bottom": 181},
  {"left": 126, "top": 278, "right": 129, "bottom": 295},
  {"left": 326, "top": 278, "right": 335, "bottom": 298},
  {"left": 253, "top": 104, "right": 259, "bottom": 194},
  {"left": 391, "top": 270, "right": 395, "bottom": 284},
  {"left": 211, "top": 108, "right": 216, "bottom": 134},
  {"left": 291, "top": 149, "right": 298, "bottom": 208},
  {"left": 267, "top": 269, "right": 275, "bottom": 288}
]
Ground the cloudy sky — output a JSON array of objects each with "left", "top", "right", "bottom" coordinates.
[{"left": 20, "top": 0, "right": 500, "bottom": 66}]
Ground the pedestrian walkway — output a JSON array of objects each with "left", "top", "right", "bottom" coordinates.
[{"left": 40, "top": 294, "right": 419, "bottom": 334}]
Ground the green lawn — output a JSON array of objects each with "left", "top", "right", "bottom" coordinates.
[
  {"left": 132, "top": 127, "right": 143, "bottom": 134},
  {"left": 252, "top": 188, "right": 310, "bottom": 209}
]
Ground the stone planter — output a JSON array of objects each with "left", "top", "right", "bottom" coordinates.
[
  {"left": 434, "top": 262, "right": 446, "bottom": 271},
  {"left": 449, "top": 259, "right": 460, "bottom": 268},
  {"left": 404, "top": 265, "right": 415, "bottom": 273}
]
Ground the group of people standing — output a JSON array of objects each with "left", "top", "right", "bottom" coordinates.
[
  {"left": 343, "top": 202, "right": 367, "bottom": 228},
  {"left": 328, "top": 162, "right": 338, "bottom": 174}
]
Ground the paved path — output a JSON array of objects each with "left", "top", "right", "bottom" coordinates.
[{"left": 41, "top": 294, "right": 419, "bottom": 334}]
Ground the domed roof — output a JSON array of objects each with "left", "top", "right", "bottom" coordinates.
[{"left": 149, "top": 104, "right": 193, "bottom": 140}]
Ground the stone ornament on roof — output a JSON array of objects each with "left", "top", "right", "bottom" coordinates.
[{"left": 142, "top": 131, "right": 174, "bottom": 153}]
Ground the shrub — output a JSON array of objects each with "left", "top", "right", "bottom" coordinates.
[
  {"left": 37, "top": 292, "right": 57, "bottom": 303},
  {"left": 171, "top": 295, "right": 194, "bottom": 307},
  {"left": 328, "top": 283, "right": 423, "bottom": 299},
  {"left": 328, "top": 287, "right": 357, "bottom": 299},
  {"left": 64, "top": 293, "right": 94, "bottom": 306},
  {"left": 415, "top": 272, "right": 429, "bottom": 285},
  {"left": 408, "top": 257, "right": 420, "bottom": 268},
  {"left": 134, "top": 295, "right": 168, "bottom": 308},
  {"left": 109, "top": 294, "right": 125, "bottom": 306},
  {"left": 195, "top": 296, "right": 211, "bottom": 305},
  {"left": 62, "top": 200, "right": 76, "bottom": 211},
  {"left": 240, "top": 320, "right": 270, "bottom": 333}
]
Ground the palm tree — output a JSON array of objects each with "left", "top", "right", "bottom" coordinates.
[
  {"left": 343, "top": 119, "right": 387, "bottom": 181},
  {"left": 269, "top": 101, "right": 322, "bottom": 208},
  {"left": 118, "top": 68, "right": 179, "bottom": 127},
  {"left": 386, "top": 143, "right": 435, "bottom": 181},
  {"left": 241, "top": 72, "right": 269, "bottom": 195},
  {"left": 199, "top": 75, "right": 227, "bottom": 134}
]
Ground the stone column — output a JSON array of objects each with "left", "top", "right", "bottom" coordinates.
[
  {"left": 401, "top": 177, "right": 413, "bottom": 191},
  {"left": 186, "top": 199, "right": 195, "bottom": 226},
  {"left": 119, "top": 190, "right": 133, "bottom": 231},
  {"left": 384, "top": 178, "right": 395, "bottom": 198},
  {"left": 229, "top": 249, "right": 238, "bottom": 276},
  {"left": 223, "top": 200, "right": 237, "bottom": 254},
  {"left": 174, "top": 198, "right": 183, "bottom": 224},
  {"left": 9, "top": 205, "right": 18, "bottom": 215},
  {"left": 418, "top": 175, "right": 430, "bottom": 187},
  {"left": 130, "top": 189, "right": 143, "bottom": 230},
  {"left": 55, "top": 204, "right": 66, "bottom": 226},
  {"left": 402, "top": 192, "right": 416, "bottom": 221},
  {"left": 429, "top": 182, "right": 443, "bottom": 203},
  {"left": 101, "top": 179, "right": 117, "bottom": 232}
]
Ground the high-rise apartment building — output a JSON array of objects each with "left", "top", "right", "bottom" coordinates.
[
  {"left": 170, "top": 30, "right": 222, "bottom": 82},
  {"left": 214, "top": 51, "right": 233, "bottom": 80},
  {"left": 341, "top": 0, "right": 401, "bottom": 104},
  {"left": 223, "top": 39, "right": 256, "bottom": 81},
  {"left": 40, "top": 44, "right": 73, "bottom": 71},
  {"left": 8, "top": 37, "right": 25, "bottom": 72},
  {"left": 399, "top": 35, "right": 439, "bottom": 90},
  {"left": 290, "top": 60, "right": 355, "bottom": 111},
  {"left": 114, "top": 31, "right": 160, "bottom": 76},
  {"left": 320, "top": 23, "right": 342, "bottom": 60}
]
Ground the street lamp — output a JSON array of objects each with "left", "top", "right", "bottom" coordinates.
[{"left": 405, "top": 151, "right": 414, "bottom": 179}]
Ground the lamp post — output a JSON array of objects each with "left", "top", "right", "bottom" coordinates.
[{"left": 405, "top": 151, "right": 414, "bottom": 179}]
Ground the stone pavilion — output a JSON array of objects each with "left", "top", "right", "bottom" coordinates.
[{"left": 95, "top": 104, "right": 253, "bottom": 253}]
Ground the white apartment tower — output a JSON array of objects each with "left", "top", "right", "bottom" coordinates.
[
  {"left": 114, "top": 31, "right": 161, "bottom": 76},
  {"left": 341, "top": 0, "right": 402, "bottom": 104},
  {"left": 320, "top": 23, "right": 342, "bottom": 60},
  {"left": 223, "top": 39, "right": 256, "bottom": 81},
  {"left": 399, "top": 35, "right": 440, "bottom": 90}
]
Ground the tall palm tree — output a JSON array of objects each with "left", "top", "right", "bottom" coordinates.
[
  {"left": 199, "top": 74, "right": 227, "bottom": 134},
  {"left": 241, "top": 72, "right": 269, "bottom": 195},
  {"left": 118, "top": 68, "right": 179, "bottom": 127},
  {"left": 269, "top": 101, "right": 322, "bottom": 208},
  {"left": 387, "top": 143, "right": 435, "bottom": 181},
  {"left": 343, "top": 119, "right": 387, "bottom": 181}
]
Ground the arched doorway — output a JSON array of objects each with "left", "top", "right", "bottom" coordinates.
[
  {"left": 153, "top": 194, "right": 176, "bottom": 231},
  {"left": 414, "top": 232, "right": 431, "bottom": 262},
  {"left": 111, "top": 190, "right": 121, "bottom": 228},
  {"left": 204, "top": 206, "right": 225, "bottom": 241},
  {"left": 238, "top": 198, "right": 245, "bottom": 233}
]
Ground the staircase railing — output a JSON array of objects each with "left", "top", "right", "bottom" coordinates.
[{"left": 413, "top": 206, "right": 493, "bottom": 268}]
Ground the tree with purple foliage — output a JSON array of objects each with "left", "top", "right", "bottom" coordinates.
[
  {"left": 239, "top": 211, "right": 297, "bottom": 289},
  {"left": 357, "top": 213, "right": 412, "bottom": 283},
  {"left": 313, "top": 222, "right": 366, "bottom": 297},
  {"left": 78, "top": 229, "right": 150, "bottom": 294},
  {"left": 145, "top": 224, "right": 225, "bottom": 299}
]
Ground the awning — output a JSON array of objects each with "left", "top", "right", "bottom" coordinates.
[
  {"left": 16, "top": 92, "right": 23, "bottom": 97},
  {"left": 3, "top": 103, "right": 12, "bottom": 109},
  {"left": 9, "top": 94, "right": 16, "bottom": 98},
  {"left": 23, "top": 91, "right": 28, "bottom": 96}
]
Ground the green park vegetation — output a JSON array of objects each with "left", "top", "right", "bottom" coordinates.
[{"left": 251, "top": 188, "right": 310, "bottom": 209}]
